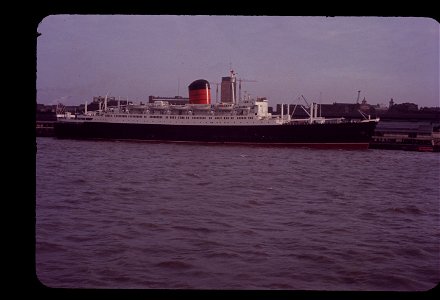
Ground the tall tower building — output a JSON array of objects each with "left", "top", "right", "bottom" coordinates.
[{"left": 220, "top": 70, "right": 236, "bottom": 103}]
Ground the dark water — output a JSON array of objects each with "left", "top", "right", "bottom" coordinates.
[{"left": 36, "top": 137, "right": 440, "bottom": 290}]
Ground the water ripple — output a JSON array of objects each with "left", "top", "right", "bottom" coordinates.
[{"left": 36, "top": 138, "right": 440, "bottom": 290}]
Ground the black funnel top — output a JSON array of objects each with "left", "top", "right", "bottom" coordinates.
[{"left": 188, "top": 79, "right": 210, "bottom": 90}]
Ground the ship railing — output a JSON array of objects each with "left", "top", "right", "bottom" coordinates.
[
  {"left": 360, "top": 117, "right": 380, "bottom": 123},
  {"left": 287, "top": 117, "right": 346, "bottom": 125},
  {"left": 289, "top": 119, "right": 310, "bottom": 125},
  {"left": 320, "top": 117, "right": 346, "bottom": 124}
]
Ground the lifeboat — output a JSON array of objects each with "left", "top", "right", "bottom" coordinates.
[{"left": 190, "top": 104, "right": 211, "bottom": 110}]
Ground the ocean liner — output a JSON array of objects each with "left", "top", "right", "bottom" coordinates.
[{"left": 54, "top": 71, "right": 379, "bottom": 149}]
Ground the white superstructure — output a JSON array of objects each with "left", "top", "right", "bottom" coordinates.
[{"left": 59, "top": 96, "right": 292, "bottom": 126}]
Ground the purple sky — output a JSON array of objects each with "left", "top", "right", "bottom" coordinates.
[{"left": 37, "top": 16, "right": 439, "bottom": 108}]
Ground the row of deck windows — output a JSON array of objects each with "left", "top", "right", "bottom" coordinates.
[{"left": 104, "top": 115, "right": 255, "bottom": 120}]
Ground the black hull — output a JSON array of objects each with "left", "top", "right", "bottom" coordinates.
[{"left": 54, "top": 121, "right": 377, "bottom": 149}]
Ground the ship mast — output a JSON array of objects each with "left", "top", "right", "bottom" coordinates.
[
  {"left": 230, "top": 70, "right": 236, "bottom": 104},
  {"left": 104, "top": 92, "right": 109, "bottom": 111}
]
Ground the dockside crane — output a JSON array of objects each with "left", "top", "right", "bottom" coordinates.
[{"left": 301, "top": 94, "right": 310, "bottom": 107}]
